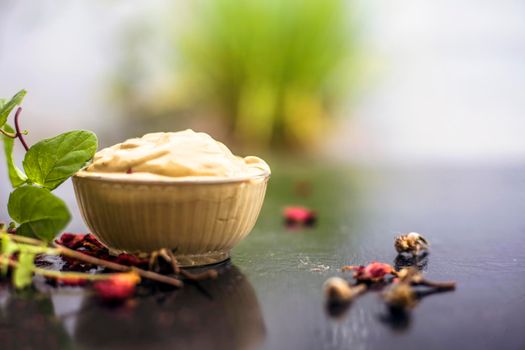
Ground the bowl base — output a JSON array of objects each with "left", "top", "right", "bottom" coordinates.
[{"left": 174, "top": 251, "right": 230, "bottom": 267}]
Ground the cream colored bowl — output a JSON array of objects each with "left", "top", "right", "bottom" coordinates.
[{"left": 72, "top": 171, "right": 269, "bottom": 266}]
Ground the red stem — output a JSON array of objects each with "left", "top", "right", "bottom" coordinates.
[{"left": 14, "top": 107, "right": 29, "bottom": 151}]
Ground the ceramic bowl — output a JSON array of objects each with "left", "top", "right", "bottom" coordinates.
[{"left": 72, "top": 171, "right": 269, "bottom": 266}]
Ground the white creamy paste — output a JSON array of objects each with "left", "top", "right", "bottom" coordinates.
[{"left": 81, "top": 129, "right": 270, "bottom": 180}]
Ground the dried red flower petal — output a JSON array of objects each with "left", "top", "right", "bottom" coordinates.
[
  {"left": 366, "top": 262, "right": 394, "bottom": 279},
  {"left": 94, "top": 273, "right": 140, "bottom": 302},
  {"left": 56, "top": 233, "right": 106, "bottom": 250},
  {"left": 84, "top": 234, "right": 105, "bottom": 249},
  {"left": 56, "top": 233, "right": 114, "bottom": 271},
  {"left": 55, "top": 233, "right": 85, "bottom": 250},
  {"left": 342, "top": 261, "right": 395, "bottom": 283},
  {"left": 283, "top": 206, "right": 317, "bottom": 226}
]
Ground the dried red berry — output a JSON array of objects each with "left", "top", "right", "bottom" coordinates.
[
  {"left": 94, "top": 273, "right": 140, "bottom": 302},
  {"left": 283, "top": 206, "right": 317, "bottom": 226},
  {"left": 342, "top": 262, "right": 395, "bottom": 283}
]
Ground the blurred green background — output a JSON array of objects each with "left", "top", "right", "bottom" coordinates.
[
  {"left": 0, "top": 0, "right": 524, "bottom": 160},
  {"left": 113, "top": 0, "right": 359, "bottom": 151}
]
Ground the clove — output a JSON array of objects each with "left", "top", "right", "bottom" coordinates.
[
  {"left": 323, "top": 277, "right": 367, "bottom": 305},
  {"left": 383, "top": 282, "right": 418, "bottom": 311}
]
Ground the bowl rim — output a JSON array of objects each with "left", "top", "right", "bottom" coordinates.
[{"left": 73, "top": 168, "right": 271, "bottom": 185}]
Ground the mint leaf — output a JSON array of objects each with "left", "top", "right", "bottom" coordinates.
[
  {"left": 23, "top": 130, "right": 97, "bottom": 190},
  {"left": 13, "top": 250, "right": 35, "bottom": 288},
  {"left": 0, "top": 90, "right": 26, "bottom": 127},
  {"left": 2, "top": 123, "right": 27, "bottom": 187},
  {"left": 8, "top": 186, "right": 71, "bottom": 242}
]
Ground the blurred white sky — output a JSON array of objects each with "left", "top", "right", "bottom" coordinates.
[{"left": 0, "top": 0, "right": 524, "bottom": 162}]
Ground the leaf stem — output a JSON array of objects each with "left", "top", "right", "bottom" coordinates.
[
  {"left": 0, "top": 128, "right": 16, "bottom": 138},
  {"left": 14, "top": 107, "right": 29, "bottom": 151},
  {"left": 33, "top": 267, "right": 112, "bottom": 280},
  {"left": 6, "top": 233, "right": 46, "bottom": 246}
]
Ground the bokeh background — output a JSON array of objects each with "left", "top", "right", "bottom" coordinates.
[{"left": 0, "top": 0, "right": 524, "bottom": 229}]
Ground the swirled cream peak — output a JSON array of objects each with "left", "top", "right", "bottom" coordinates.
[{"left": 84, "top": 130, "right": 270, "bottom": 178}]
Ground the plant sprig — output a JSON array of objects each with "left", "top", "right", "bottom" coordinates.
[
  {"left": 0, "top": 231, "right": 185, "bottom": 289},
  {"left": 0, "top": 90, "right": 98, "bottom": 242}
]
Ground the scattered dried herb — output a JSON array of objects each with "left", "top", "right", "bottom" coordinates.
[
  {"left": 0, "top": 231, "right": 219, "bottom": 302},
  {"left": 325, "top": 233, "right": 456, "bottom": 319},
  {"left": 55, "top": 233, "right": 149, "bottom": 271}
]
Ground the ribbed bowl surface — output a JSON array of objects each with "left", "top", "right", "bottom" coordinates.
[{"left": 72, "top": 173, "right": 269, "bottom": 266}]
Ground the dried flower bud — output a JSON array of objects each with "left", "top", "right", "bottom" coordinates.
[
  {"left": 383, "top": 283, "right": 418, "bottom": 311},
  {"left": 342, "top": 261, "right": 395, "bottom": 283},
  {"left": 323, "top": 277, "right": 365, "bottom": 304},
  {"left": 283, "top": 206, "right": 317, "bottom": 226},
  {"left": 394, "top": 232, "right": 429, "bottom": 255}
]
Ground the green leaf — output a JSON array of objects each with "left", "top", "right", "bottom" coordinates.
[
  {"left": 2, "top": 123, "right": 28, "bottom": 187},
  {"left": 8, "top": 186, "right": 71, "bottom": 242},
  {"left": 23, "top": 130, "right": 98, "bottom": 190},
  {"left": 0, "top": 98, "right": 6, "bottom": 110},
  {"left": 13, "top": 250, "right": 35, "bottom": 289},
  {"left": 0, "top": 90, "right": 26, "bottom": 127}
]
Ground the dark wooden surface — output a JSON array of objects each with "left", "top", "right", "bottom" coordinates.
[{"left": 1, "top": 163, "right": 524, "bottom": 350}]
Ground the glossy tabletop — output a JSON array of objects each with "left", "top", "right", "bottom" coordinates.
[{"left": 1, "top": 162, "right": 524, "bottom": 350}]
